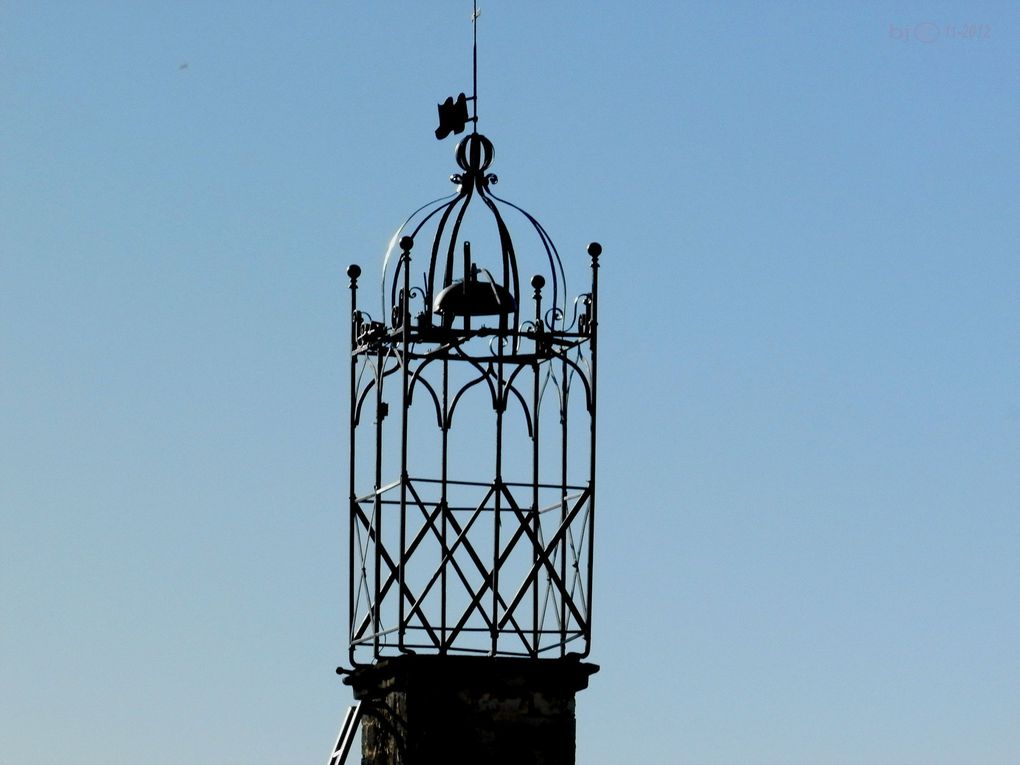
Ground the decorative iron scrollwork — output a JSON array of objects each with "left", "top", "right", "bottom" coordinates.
[{"left": 346, "top": 130, "right": 602, "bottom": 665}]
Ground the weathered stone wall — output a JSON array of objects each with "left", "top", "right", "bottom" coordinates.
[{"left": 345, "top": 655, "right": 597, "bottom": 765}]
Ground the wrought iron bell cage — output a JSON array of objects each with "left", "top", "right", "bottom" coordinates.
[{"left": 346, "top": 132, "right": 600, "bottom": 665}]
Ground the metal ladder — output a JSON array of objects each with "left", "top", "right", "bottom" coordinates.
[{"left": 326, "top": 701, "right": 363, "bottom": 765}]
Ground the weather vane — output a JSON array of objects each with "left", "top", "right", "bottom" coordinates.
[{"left": 435, "top": 2, "right": 481, "bottom": 140}]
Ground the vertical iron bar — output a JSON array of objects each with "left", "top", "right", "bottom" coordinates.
[
  {"left": 398, "top": 237, "right": 412, "bottom": 651},
  {"left": 584, "top": 242, "right": 601, "bottom": 655},
  {"left": 531, "top": 278, "right": 543, "bottom": 656},
  {"left": 372, "top": 342, "right": 384, "bottom": 657},
  {"left": 347, "top": 265, "right": 360, "bottom": 664},
  {"left": 463, "top": 242, "right": 472, "bottom": 334},
  {"left": 559, "top": 343, "right": 569, "bottom": 656},
  {"left": 441, "top": 358, "right": 449, "bottom": 650},
  {"left": 492, "top": 320, "right": 505, "bottom": 655},
  {"left": 471, "top": 0, "right": 478, "bottom": 127}
]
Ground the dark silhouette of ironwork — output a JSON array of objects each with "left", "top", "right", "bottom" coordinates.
[
  {"left": 345, "top": 127, "right": 600, "bottom": 663},
  {"left": 435, "top": 93, "right": 471, "bottom": 139},
  {"left": 330, "top": 9, "right": 603, "bottom": 765}
]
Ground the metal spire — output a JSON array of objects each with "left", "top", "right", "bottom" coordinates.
[
  {"left": 435, "top": 4, "right": 482, "bottom": 140},
  {"left": 472, "top": 1, "right": 480, "bottom": 130}
]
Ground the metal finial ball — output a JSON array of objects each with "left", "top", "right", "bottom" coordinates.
[
  {"left": 399, "top": 235, "right": 414, "bottom": 251},
  {"left": 531, "top": 274, "right": 545, "bottom": 290},
  {"left": 587, "top": 242, "right": 602, "bottom": 257},
  {"left": 456, "top": 133, "right": 495, "bottom": 174},
  {"left": 347, "top": 264, "right": 362, "bottom": 279}
]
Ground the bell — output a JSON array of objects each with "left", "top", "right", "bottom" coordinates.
[{"left": 433, "top": 275, "right": 516, "bottom": 317}]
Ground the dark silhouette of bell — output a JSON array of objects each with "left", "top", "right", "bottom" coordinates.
[{"left": 433, "top": 276, "right": 516, "bottom": 316}]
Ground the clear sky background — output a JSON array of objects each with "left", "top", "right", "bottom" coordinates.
[{"left": 2, "top": 2, "right": 1018, "bottom": 764}]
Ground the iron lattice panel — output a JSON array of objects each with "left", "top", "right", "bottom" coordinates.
[
  {"left": 350, "top": 474, "right": 593, "bottom": 659},
  {"left": 346, "top": 270, "right": 598, "bottom": 665}
]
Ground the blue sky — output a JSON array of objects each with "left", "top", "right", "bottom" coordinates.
[{"left": 2, "top": 2, "right": 1018, "bottom": 764}]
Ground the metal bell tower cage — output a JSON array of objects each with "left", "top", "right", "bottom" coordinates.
[
  {"left": 344, "top": 126, "right": 601, "bottom": 664},
  {"left": 328, "top": 12, "right": 602, "bottom": 763}
]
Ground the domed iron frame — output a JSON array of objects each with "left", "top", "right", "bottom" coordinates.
[{"left": 345, "top": 133, "right": 600, "bottom": 665}]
